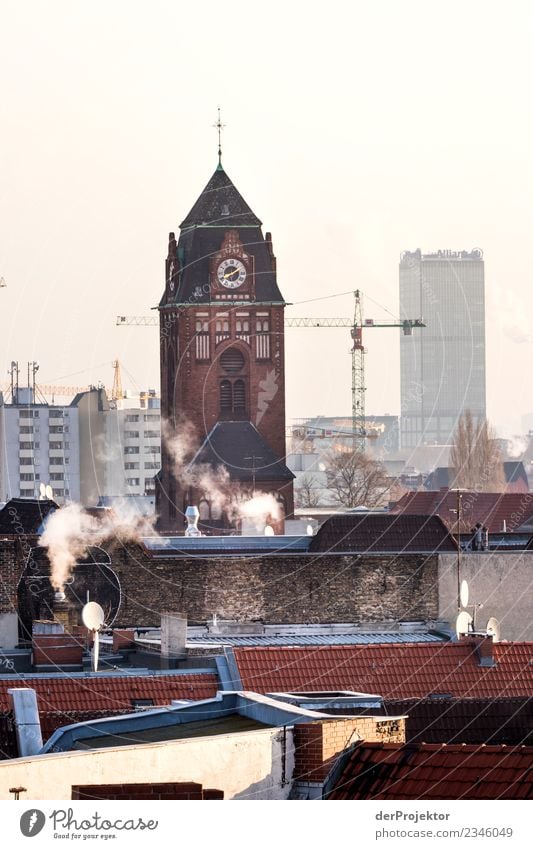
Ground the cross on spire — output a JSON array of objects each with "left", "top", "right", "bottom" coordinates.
[{"left": 213, "top": 107, "right": 226, "bottom": 167}]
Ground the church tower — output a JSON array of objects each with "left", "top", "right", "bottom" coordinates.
[{"left": 157, "top": 157, "right": 294, "bottom": 533}]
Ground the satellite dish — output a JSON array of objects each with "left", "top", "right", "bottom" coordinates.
[
  {"left": 486, "top": 617, "right": 501, "bottom": 642},
  {"left": 455, "top": 610, "right": 473, "bottom": 638},
  {"left": 460, "top": 580, "right": 469, "bottom": 608},
  {"left": 45, "top": 485, "right": 54, "bottom": 500},
  {"left": 39, "top": 483, "right": 46, "bottom": 499},
  {"left": 82, "top": 602, "right": 105, "bottom": 673},
  {"left": 82, "top": 601, "right": 105, "bottom": 631}
]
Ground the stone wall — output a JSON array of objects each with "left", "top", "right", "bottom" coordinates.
[{"left": 111, "top": 545, "right": 439, "bottom": 626}]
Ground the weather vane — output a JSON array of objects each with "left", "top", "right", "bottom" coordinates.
[{"left": 213, "top": 107, "right": 226, "bottom": 166}]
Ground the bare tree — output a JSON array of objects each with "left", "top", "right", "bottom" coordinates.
[
  {"left": 325, "top": 449, "right": 389, "bottom": 508},
  {"left": 295, "top": 474, "right": 322, "bottom": 508},
  {"left": 449, "top": 410, "right": 504, "bottom": 491}
]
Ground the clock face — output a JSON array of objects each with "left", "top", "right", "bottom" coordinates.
[{"left": 217, "top": 258, "right": 247, "bottom": 289}]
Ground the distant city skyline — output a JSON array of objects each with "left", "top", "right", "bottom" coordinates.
[{"left": 0, "top": 2, "right": 532, "bottom": 438}]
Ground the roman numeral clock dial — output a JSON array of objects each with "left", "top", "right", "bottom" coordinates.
[{"left": 217, "top": 258, "right": 247, "bottom": 289}]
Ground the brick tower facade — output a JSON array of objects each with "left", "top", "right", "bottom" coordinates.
[{"left": 156, "top": 162, "right": 294, "bottom": 533}]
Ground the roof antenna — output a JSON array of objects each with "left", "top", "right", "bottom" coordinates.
[{"left": 213, "top": 106, "right": 226, "bottom": 169}]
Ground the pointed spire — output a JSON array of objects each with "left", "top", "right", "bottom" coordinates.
[{"left": 213, "top": 107, "right": 225, "bottom": 170}]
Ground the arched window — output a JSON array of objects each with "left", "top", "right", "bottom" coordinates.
[
  {"left": 220, "top": 380, "right": 232, "bottom": 411},
  {"left": 233, "top": 380, "right": 246, "bottom": 411},
  {"left": 220, "top": 347, "right": 245, "bottom": 373}
]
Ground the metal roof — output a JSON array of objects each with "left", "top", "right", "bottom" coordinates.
[{"left": 187, "top": 632, "right": 446, "bottom": 647}]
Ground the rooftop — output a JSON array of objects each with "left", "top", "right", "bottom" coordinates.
[
  {"left": 309, "top": 513, "right": 457, "bottom": 553},
  {"left": 391, "top": 490, "right": 533, "bottom": 533},
  {"left": 324, "top": 741, "right": 533, "bottom": 800},
  {"left": 229, "top": 640, "right": 533, "bottom": 700}
]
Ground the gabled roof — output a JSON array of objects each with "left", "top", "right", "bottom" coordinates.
[
  {"left": 324, "top": 741, "right": 533, "bottom": 799},
  {"left": 392, "top": 490, "right": 533, "bottom": 533},
  {"left": 424, "top": 464, "right": 529, "bottom": 491},
  {"left": 180, "top": 166, "right": 262, "bottom": 229},
  {"left": 310, "top": 513, "right": 457, "bottom": 553},
  {"left": 0, "top": 670, "right": 218, "bottom": 713},
  {"left": 191, "top": 421, "right": 294, "bottom": 483},
  {"left": 230, "top": 641, "right": 533, "bottom": 699},
  {"left": 0, "top": 498, "right": 57, "bottom": 535}
]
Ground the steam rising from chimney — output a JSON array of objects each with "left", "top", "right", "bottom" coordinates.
[{"left": 39, "top": 500, "right": 157, "bottom": 593}]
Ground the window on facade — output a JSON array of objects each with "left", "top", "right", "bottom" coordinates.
[
  {"left": 49, "top": 473, "right": 64, "bottom": 481},
  {"left": 220, "top": 347, "right": 245, "bottom": 373},
  {"left": 49, "top": 457, "right": 64, "bottom": 465},
  {"left": 20, "top": 473, "right": 35, "bottom": 481},
  {"left": 144, "top": 445, "right": 160, "bottom": 454},
  {"left": 19, "top": 425, "right": 33, "bottom": 434},
  {"left": 144, "top": 414, "right": 160, "bottom": 422},
  {"left": 126, "top": 478, "right": 140, "bottom": 486},
  {"left": 126, "top": 414, "right": 140, "bottom": 423},
  {"left": 124, "top": 430, "right": 139, "bottom": 439},
  {"left": 49, "top": 425, "right": 63, "bottom": 434},
  {"left": 256, "top": 315, "right": 271, "bottom": 359},
  {"left": 144, "top": 462, "right": 159, "bottom": 469},
  {"left": 125, "top": 462, "right": 140, "bottom": 470},
  {"left": 19, "top": 458, "right": 33, "bottom": 466},
  {"left": 233, "top": 380, "right": 246, "bottom": 411},
  {"left": 124, "top": 446, "right": 140, "bottom": 454},
  {"left": 215, "top": 315, "right": 230, "bottom": 345},
  {"left": 19, "top": 442, "right": 34, "bottom": 450},
  {"left": 19, "top": 410, "right": 34, "bottom": 418},
  {"left": 195, "top": 315, "right": 210, "bottom": 360},
  {"left": 144, "top": 430, "right": 159, "bottom": 439},
  {"left": 49, "top": 409, "right": 63, "bottom": 418},
  {"left": 220, "top": 380, "right": 232, "bottom": 411},
  {"left": 49, "top": 441, "right": 63, "bottom": 450}
]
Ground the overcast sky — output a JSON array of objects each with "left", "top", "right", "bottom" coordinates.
[{"left": 1, "top": 0, "right": 532, "bottom": 435}]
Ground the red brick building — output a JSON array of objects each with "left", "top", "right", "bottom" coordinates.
[{"left": 156, "top": 161, "right": 294, "bottom": 532}]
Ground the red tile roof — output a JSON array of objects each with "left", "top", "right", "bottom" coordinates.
[
  {"left": 0, "top": 672, "right": 218, "bottom": 713},
  {"left": 324, "top": 741, "right": 533, "bottom": 799},
  {"left": 310, "top": 513, "right": 457, "bottom": 553},
  {"left": 232, "top": 641, "right": 533, "bottom": 699},
  {"left": 391, "top": 490, "right": 533, "bottom": 533}
]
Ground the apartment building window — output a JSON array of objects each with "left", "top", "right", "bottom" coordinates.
[
  {"left": 49, "top": 441, "right": 63, "bottom": 450},
  {"left": 20, "top": 488, "right": 35, "bottom": 496},
  {"left": 124, "top": 446, "right": 140, "bottom": 455},
  {"left": 20, "top": 473, "right": 35, "bottom": 481},
  {"left": 49, "top": 473, "right": 64, "bottom": 481},
  {"left": 49, "top": 457, "right": 64, "bottom": 465},
  {"left": 126, "top": 478, "right": 140, "bottom": 486},
  {"left": 49, "top": 409, "right": 63, "bottom": 418},
  {"left": 19, "top": 441, "right": 35, "bottom": 450},
  {"left": 144, "top": 414, "right": 160, "bottom": 422},
  {"left": 124, "top": 430, "right": 140, "bottom": 439},
  {"left": 49, "top": 425, "right": 63, "bottom": 434},
  {"left": 19, "top": 426, "right": 33, "bottom": 434},
  {"left": 19, "top": 410, "right": 34, "bottom": 418},
  {"left": 53, "top": 489, "right": 65, "bottom": 497},
  {"left": 144, "top": 430, "right": 159, "bottom": 438},
  {"left": 144, "top": 446, "right": 161, "bottom": 454},
  {"left": 19, "top": 458, "right": 33, "bottom": 466},
  {"left": 126, "top": 414, "right": 139, "bottom": 423},
  {"left": 144, "top": 462, "right": 159, "bottom": 469},
  {"left": 144, "top": 480, "right": 156, "bottom": 493},
  {"left": 125, "top": 462, "right": 140, "bottom": 470}
]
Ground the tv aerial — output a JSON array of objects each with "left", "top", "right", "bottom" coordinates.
[{"left": 82, "top": 601, "right": 106, "bottom": 672}]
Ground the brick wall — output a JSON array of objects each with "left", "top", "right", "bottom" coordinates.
[
  {"left": 293, "top": 717, "right": 405, "bottom": 781},
  {"left": 72, "top": 782, "right": 223, "bottom": 800},
  {"left": 110, "top": 546, "right": 439, "bottom": 626}
]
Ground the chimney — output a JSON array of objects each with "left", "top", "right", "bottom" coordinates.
[
  {"left": 160, "top": 612, "right": 187, "bottom": 667},
  {"left": 471, "top": 634, "right": 496, "bottom": 667},
  {"left": 8, "top": 689, "right": 43, "bottom": 756}
]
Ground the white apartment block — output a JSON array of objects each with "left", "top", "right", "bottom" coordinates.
[{"left": 0, "top": 389, "right": 81, "bottom": 504}]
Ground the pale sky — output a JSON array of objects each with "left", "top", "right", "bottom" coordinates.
[{"left": 1, "top": 0, "right": 532, "bottom": 436}]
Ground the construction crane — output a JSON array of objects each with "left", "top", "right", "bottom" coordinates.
[{"left": 116, "top": 290, "right": 424, "bottom": 450}]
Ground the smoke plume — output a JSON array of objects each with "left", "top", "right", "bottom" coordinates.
[{"left": 40, "top": 499, "right": 157, "bottom": 592}]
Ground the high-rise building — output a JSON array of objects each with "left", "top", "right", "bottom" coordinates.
[
  {"left": 157, "top": 159, "right": 294, "bottom": 533},
  {"left": 399, "top": 249, "right": 486, "bottom": 449}
]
